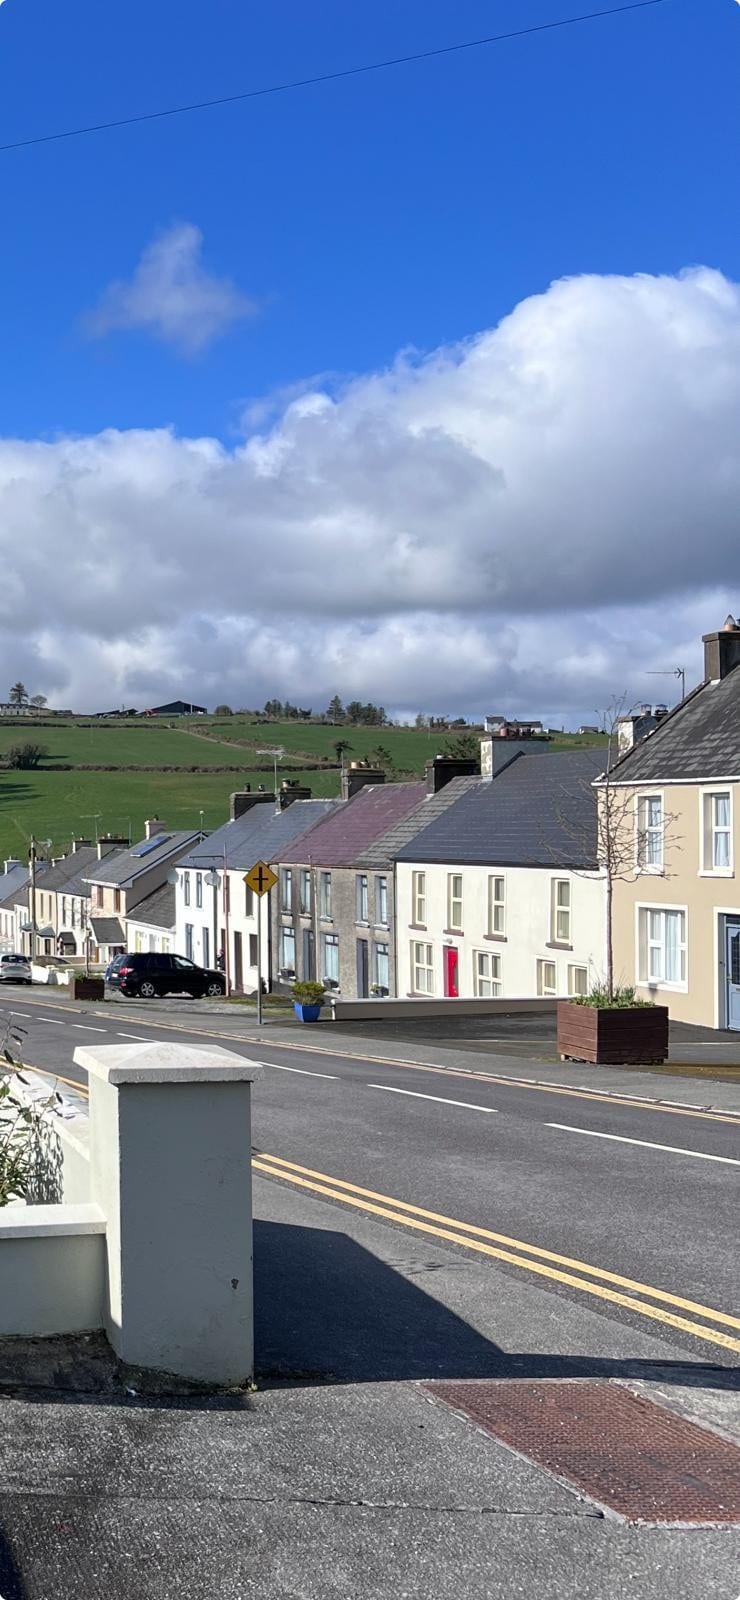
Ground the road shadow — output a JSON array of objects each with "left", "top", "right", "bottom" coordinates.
[{"left": 0, "top": 1531, "right": 26, "bottom": 1600}]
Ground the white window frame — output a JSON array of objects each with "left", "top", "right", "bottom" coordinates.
[
  {"left": 195, "top": 872, "right": 203, "bottom": 909},
  {"left": 536, "top": 958, "right": 557, "bottom": 997},
  {"left": 412, "top": 871, "right": 426, "bottom": 927},
  {"left": 550, "top": 879, "right": 571, "bottom": 945},
  {"left": 279, "top": 926, "right": 296, "bottom": 974},
  {"left": 700, "top": 788, "right": 734, "bottom": 877},
  {"left": 280, "top": 868, "right": 293, "bottom": 912},
  {"left": 488, "top": 875, "right": 506, "bottom": 937},
  {"left": 319, "top": 871, "right": 332, "bottom": 920},
  {"left": 322, "top": 931, "right": 339, "bottom": 985},
  {"left": 636, "top": 902, "right": 688, "bottom": 992},
  {"left": 356, "top": 874, "right": 369, "bottom": 924},
  {"left": 245, "top": 883, "right": 255, "bottom": 918},
  {"left": 376, "top": 875, "right": 388, "bottom": 927},
  {"left": 636, "top": 791, "right": 664, "bottom": 873},
  {"left": 567, "top": 963, "right": 589, "bottom": 998},
  {"left": 374, "top": 940, "right": 390, "bottom": 991},
  {"left": 299, "top": 869, "right": 312, "bottom": 915},
  {"left": 411, "top": 939, "right": 434, "bottom": 994},
  {"left": 183, "top": 872, "right": 191, "bottom": 907},
  {"left": 473, "top": 948, "right": 501, "bottom": 998},
  {"left": 447, "top": 873, "right": 464, "bottom": 933}
]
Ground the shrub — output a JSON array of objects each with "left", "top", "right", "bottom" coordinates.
[
  {"left": 6, "top": 741, "right": 48, "bottom": 769},
  {"left": 571, "top": 983, "right": 655, "bottom": 1010},
  {"left": 292, "top": 981, "right": 326, "bottom": 1006},
  {"left": 0, "top": 1018, "right": 56, "bottom": 1205}
]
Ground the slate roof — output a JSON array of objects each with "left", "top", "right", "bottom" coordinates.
[
  {"left": 126, "top": 883, "right": 176, "bottom": 931},
  {"left": 0, "top": 864, "right": 31, "bottom": 910},
  {"left": 607, "top": 670, "right": 740, "bottom": 784},
  {"left": 34, "top": 845, "right": 126, "bottom": 898},
  {"left": 396, "top": 751, "right": 604, "bottom": 867},
  {"left": 278, "top": 782, "right": 427, "bottom": 868},
  {"left": 179, "top": 799, "right": 340, "bottom": 873},
  {"left": 90, "top": 917, "right": 125, "bottom": 944},
  {"left": 358, "top": 776, "right": 481, "bottom": 868},
  {"left": 84, "top": 831, "right": 201, "bottom": 888},
  {"left": 0, "top": 862, "right": 49, "bottom": 911}
]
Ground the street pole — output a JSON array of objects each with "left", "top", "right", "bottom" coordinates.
[
  {"left": 257, "top": 899, "right": 263, "bottom": 1027},
  {"left": 223, "top": 848, "right": 231, "bottom": 996},
  {"left": 29, "top": 836, "right": 37, "bottom": 962}
]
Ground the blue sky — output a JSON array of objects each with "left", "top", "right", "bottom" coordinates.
[{"left": 0, "top": 1, "right": 739, "bottom": 716}]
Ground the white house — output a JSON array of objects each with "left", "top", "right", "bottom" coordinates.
[
  {"left": 125, "top": 883, "right": 175, "bottom": 955},
  {"left": 174, "top": 791, "right": 337, "bottom": 992},
  {"left": 395, "top": 745, "right": 607, "bottom": 1000}
]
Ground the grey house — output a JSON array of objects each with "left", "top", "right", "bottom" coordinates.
[{"left": 273, "top": 758, "right": 478, "bottom": 998}]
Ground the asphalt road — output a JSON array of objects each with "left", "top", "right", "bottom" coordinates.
[{"left": 6, "top": 989, "right": 739, "bottom": 1365}]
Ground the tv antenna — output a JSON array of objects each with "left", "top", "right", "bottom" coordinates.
[{"left": 647, "top": 667, "right": 685, "bottom": 704}]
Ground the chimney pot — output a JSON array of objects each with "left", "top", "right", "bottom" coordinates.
[{"left": 703, "top": 618, "right": 740, "bottom": 682}]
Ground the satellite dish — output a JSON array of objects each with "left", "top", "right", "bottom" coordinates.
[
  {"left": 166, "top": 868, "right": 179, "bottom": 885},
  {"left": 204, "top": 871, "right": 219, "bottom": 887}
]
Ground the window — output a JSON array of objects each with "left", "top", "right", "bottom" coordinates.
[
  {"left": 411, "top": 940, "right": 434, "bottom": 994},
  {"left": 637, "top": 794, "right": 663, "bottom": 870},
  {"left": 356, "top": 874, "right": 369, "bottom": 923},
  {"left": 474, "top": 949, "right": 501, "bottom": 997},
  {"left": 488, "top": 876, "right": 505, "bottom": 936},
  {"left": 537, "top": 959, "right": 557, "bottom": 997},
  {"left": 280, "top": 868, "right": 292, "bottom": 912},
  {"left": 702, "top": 791, "right": 732, "bottom": 872},
  {"left": 374, "top": 941, "right": 390, "bottom": 991},
  {"left": 202, "top": 927, "right": 210, "bottom": 968},
  {"left": 183, "top": 873, "right": 191, "bottom": 907},
  {"left": 299, "top": 869, "right": 312, "bottom": 915},
  {"left": 185, "top": 924, "right": 194, "bottom": 961},
  {"left": 245, "top": 884, "right": 254, "bottom": 917},
  {"left": 249, "top": 933, "right": 258, "bottom": 967},
  {"left": 161, "top": 937, "right": 170, "bottom": 953},
  {"left": 568, "top": 964, "right": 588, "bottom": 998},
  {"left": 412, "top": 871, "right": 426, "bottom": 926},
  {"left": 279, "top": 926, "right": 296, "bottom": 973},
  {"left": 196, "top": 872, "right": 203, "bottom": 908},
  {"left": 322, "top": 931, "right": 339, "bottom": 984},
  {"left": 114, "top": 888, "right": 121, "bottom": 914},
  {"left": 447, "top": 873, "right": 463, "bottom": 932},
  {"left": 376, "top": 876, "right": 388, "bottom": 926},
  {"left": 134, "top": 931, "right": 142, "bottom": 952},
  {"left": 319, "top": 871, "right": 332, "bottom": 919},
  {"left": 639, "top": 907, "right": 686, "bottom": 987},
  {"left": 550, "top": 880, "right": 571, "bottom": 944}
]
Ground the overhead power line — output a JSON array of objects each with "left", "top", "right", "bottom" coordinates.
[{"left": 0, "top": 0, "right": 672, "bottom": 156}]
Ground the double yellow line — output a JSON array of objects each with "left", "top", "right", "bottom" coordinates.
[{"left": 253, "top": 1150, "right": 740, "bottom": 1356}]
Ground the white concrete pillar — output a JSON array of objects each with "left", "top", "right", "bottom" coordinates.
[{"left": 74, "top": 1041, "right": 261, "bottom": 1384}]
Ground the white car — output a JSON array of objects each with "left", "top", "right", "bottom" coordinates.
[{"left": 0, "top": 953, "right": 32, "bottom": 984}]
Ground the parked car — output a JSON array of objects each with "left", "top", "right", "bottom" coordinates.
[
  {"left": 0, "top": 954, "right": 32, "bottom": 985},
  {"left": 106, "top": 952, "right": 226, "bottom": 999}
]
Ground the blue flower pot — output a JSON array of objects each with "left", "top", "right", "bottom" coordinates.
[{"left": 294, "top": 1002, "right": 322, "bottom": 1023}]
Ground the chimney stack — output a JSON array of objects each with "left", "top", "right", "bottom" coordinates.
[
  {"left": 425, "top": 754, "right": 478, "bottom": 796},
  {"left": 3, "top": 859, "right": 21, "bottom": 874},
  {"left": 144, "top": 818, "right": 167, "bottom": 840},
  {"left": 97, "top": 836, "right": 129, "bottom": 859},
  {"left": 230, "top": 789, "right": 274, "bottom": 821},
  {"left": 703, "top": 615, "right": 740, "bottom": 682},
  {"left": 479, "top": 734, "right": 549, "bottom": 779},
  {"left": 341, "top": 763, "right": 386, "bottom": 802},
  {"left": 279, "top": 780, "right": 312, "bottom": 810}
]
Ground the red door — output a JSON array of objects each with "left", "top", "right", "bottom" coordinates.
[{"left": 444, "top": 945, "right": 459, "bottom": 998}]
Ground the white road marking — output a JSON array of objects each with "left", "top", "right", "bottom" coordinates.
[
  {"left": 11, "top": 1012, "right": 30, "bottom": 1018},
  {"left": 117, "top": 1032, "right": 148, "bottom": 1040},
  {"left": 267, "top": 1062, "right": 338, "bottom": 1080},
  {"left": 545, "top": 1123, "right": 740, "bottom": 1166},
  {"left": 368, "top": 1084, "right": 497, "bottom": 1114},
  {"left": 73, "top": 1024, "right": 107, "bottom": 1033},
  {"left": 38, "top": 1018, "right": 65, "bottom": 1026}
]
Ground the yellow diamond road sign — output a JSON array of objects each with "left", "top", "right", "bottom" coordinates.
[{"left": 244, "top": 860, "right": 278, "bottom": 897}]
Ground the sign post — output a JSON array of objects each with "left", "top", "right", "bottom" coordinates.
[{"left": 244, "top": 861, "right": 278, "bottom": 1026}]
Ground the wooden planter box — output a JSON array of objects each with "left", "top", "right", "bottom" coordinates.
[
  {"left": 557, "top": 1000, "right": 669, "bottom": 1066},
  {"left": 72, "top": 976, "right": 105, "bottom": 1001}
]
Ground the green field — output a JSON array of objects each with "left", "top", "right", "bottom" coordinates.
[{"left": 0, "top": 714, "right": 606, "bottom": 863}]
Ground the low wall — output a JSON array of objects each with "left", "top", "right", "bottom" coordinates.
[
  {"left": 330, "top": 996, "right": 556, "bottom": 1022},
  {"left": 31, "top": 963, "right": 71, "bottom": 986},
  {"left": 0, "top": 1205, "right": 105, "bottom": 1335}
]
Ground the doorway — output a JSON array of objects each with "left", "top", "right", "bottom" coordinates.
[
  {"left": 302, "top": 927, "right": 315, "bottom": 981},
  {"left": 443, "top": 945, "right": 459, "bottom": 998},
  {"left": 356, "top": 938, "right": 369, "bottom": 998},
  {"left": 233, "top": 930, "right": 243, "bottom": 993},
  {"left": 726, "top": 920, "right": 740, "bottom": 1030}
]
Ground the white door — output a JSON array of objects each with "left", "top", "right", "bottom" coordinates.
[{"left": 726, "top": 922, "right": 740, "bottom": 1030}]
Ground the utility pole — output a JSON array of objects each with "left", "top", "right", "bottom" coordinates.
[
  {"left": 29, "top": 836, "right": 37, "bottom": 962},
  {"left": 257, "top": 895, "right": 263, "bottom": 1027}
]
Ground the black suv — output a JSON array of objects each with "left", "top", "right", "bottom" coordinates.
[{"left": 107, "top": 952, "right": 226, "bottom": 999}]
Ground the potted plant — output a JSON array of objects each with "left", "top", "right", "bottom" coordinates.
[
  {"left": 292, "top": 981, "right": 326, "bottom": 1023},
  {"left": 557, "top": 984, "right": 669, "bottom": 1066}
]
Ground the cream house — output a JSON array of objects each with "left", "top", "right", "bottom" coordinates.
[
  {"left": 607, "top": 618, "right": 740, "bottom": 1030},
  {"left": 396, "top": 747, "right": 606, "bottom": 1000}
]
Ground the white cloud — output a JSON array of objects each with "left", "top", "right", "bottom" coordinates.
[
  {"left": 4, "top": 265, "right": 740, "bottom": 717},
  {"left": 86, "top": 223, "right": 257, "bottom": 354}
]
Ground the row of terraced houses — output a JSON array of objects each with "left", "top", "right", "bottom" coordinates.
[{"left": 1, "top": 618, "right": 740, "bottom": 1031}]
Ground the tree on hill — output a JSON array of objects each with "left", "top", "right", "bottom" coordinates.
[
  {"left": 333, "top": 739, "right": 353, "bottom": 765},
  {"left": 6, "top": 742, "right": 47, "bottom": 769},
  {"left": 214, "top": 704, "right": 233, "bottom": 716},
  {"left": 444, "top": 731, "right": 480, "bottom": 762},
  {"left": 326, "top": 695, "right": 344, "bottom": 723},
  {"left": 30, "top": 695, "right": 47, "bottom": 709},
  {"left": 9, "top": 683, "right": 28, "bottom": 708}
]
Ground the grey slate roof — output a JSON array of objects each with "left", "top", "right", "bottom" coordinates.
[
  {"left": 278, "top": 783, "right": 427, "bottom": 868},
  {"left": 1, "top": 862, "right": 49, "bottom": 911},
  {"left": 90, "top": 917, "right": 125, "bottom": 944},
  {"left": 396, "top": 751, "right": 604, "bottom": 867},
  {"left": 607, "top": 670, "right": 740, "bottom": 784},
  {"left": 35, "top": 845, "right": 125, "bottom": 898},
  {"left": 0, "top": 864, "right": 31, "bottom": 910},
  {"left": 358, "top": 776, "right": 480, "bottom": 868},
  {"left": 84, "top": 831, "right": 201, "bottom": 888},
  {"left": 179, "top": 799, "right": 340, "bottom": 872},
  {"left": 126, "top": 883, "right": 175, "bottom": 931}
]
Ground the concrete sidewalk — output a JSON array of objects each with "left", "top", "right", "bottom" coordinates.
[{"left": 1, "top": 1170, "right": 738, "bottom": 1598}]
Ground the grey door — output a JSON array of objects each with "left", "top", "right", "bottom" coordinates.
[
  {"left": 356, "top": 938, "right": 369, "bottom": 998},
  {"left": 726, "top": 922, "right": 740, "bottom": 1030},
  {"left": 302, "top": 927, "right": 315, "bottom": 980}
]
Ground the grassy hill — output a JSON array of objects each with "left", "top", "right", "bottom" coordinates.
[{"left": 0, "top": 715, "right": 606, "bottom": 863}]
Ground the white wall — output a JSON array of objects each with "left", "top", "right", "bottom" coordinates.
[
  {"left": 126, "top": 919, "right": 173, "bottom": 955},
  {"left": 396, "top": 860, "right": 606, "bottom": 999},
  {"left": 175, "top": 867, "right": 271, "bottom": 991}
]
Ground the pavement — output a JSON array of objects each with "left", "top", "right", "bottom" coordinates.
[{"left": 1, "top": 989, "right": 739, "bottom": 1595}]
